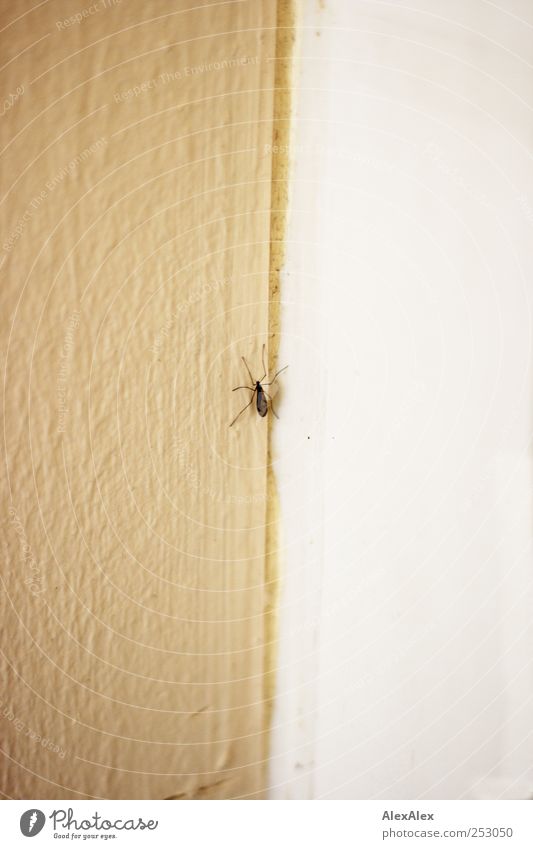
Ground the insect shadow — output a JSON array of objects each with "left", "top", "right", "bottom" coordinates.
[{"left": 230, "top": 344, "right": 288, "bottom": 427}]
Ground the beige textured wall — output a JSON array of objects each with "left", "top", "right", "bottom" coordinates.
[{"left": 1, "top": 0, "right": 283, "bottom": 800}]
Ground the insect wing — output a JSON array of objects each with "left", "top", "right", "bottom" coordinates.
[{"left": 256, "top": 385, "right": 268, "bottom": 417}]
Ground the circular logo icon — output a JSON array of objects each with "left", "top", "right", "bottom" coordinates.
[{"left": 20, "top": 810, "right": 45, "bottom": 837}]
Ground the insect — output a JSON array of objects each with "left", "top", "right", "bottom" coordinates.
[{"left": 230, "top": 344, "right": 288, "bottom": 427}]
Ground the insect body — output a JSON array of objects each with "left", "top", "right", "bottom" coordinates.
[
  {"left": 230, "top": 344, "right": 288, "bottom": 427},
  {"left": 255, "top": 381, "right": 268, "bottom": 417}
]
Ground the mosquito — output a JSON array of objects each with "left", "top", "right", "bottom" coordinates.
[{"left": 230, "top": 344, "right": 288, "bottom": 427}]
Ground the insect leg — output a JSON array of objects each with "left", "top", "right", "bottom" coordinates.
[
  {"left": 259, "top": 343, "right": 267, "bottom": 382},
  {"left": 263, "top": 364, "right": 288, "bottom": 386},
  {"left": 232, "top": 385, "right": 255, "bottom": 392},
  {"left": 241, "top": 356, "right": 254, "bottom": 385},
  {"left": 229, "top": 388, "right": 257, "bottom": 427}
]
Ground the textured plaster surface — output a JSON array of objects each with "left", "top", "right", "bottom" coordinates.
[{"left": 1, "top": 0, "right": 280, "bottom": 800}]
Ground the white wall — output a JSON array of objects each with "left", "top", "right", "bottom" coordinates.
[{"left": 270, "top": 0, "right": 533, "bottom": 799}]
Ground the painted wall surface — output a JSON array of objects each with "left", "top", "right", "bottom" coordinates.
[
  {"left": 1, "top": 0, "right": 281, "bottom": 800},
  {"left": 271, "top": 0, "right": 533, "bottom": 798}
]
